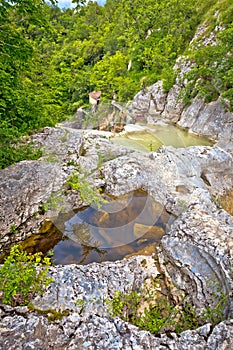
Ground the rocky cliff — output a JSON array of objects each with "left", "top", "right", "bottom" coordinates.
[
  {"left": 130, "top": 78, "right": 233, "bottom": 153},
  {"left": 129, "top": 25, "right": 233, "bottom": 155}
]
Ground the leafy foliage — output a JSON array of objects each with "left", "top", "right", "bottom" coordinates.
[
  {"left": 0, "top": 245, "right": 53, "bottom": 306},
  {"left": 66, "top": 169, "right": 106, "bottom": 208},
  {"left": 183, "top": 0, "right": 233, "bottom": 108},
  {"left": 108, "top": 277, "right": 228, "bottom": 335},
  {"left": 0, "top": 139, "right": 43, "bottom": 170},
  {"left": 108, "top": 282, "right": 199, "bottom": 334}
]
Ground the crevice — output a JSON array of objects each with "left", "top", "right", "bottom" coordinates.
[
  {"left": 159, "top": 343, "right": 172, "bottom": 349},
  {"left": 203, "top": 323, "right": 215, "bottom": 341},
  {"left": 200, "top": 171, "right": 211, "bottom": 186},
  {"left": 0, "top": 304, "right": 29, "bottom": 319}
]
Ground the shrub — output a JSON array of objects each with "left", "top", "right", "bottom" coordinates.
[
  {"left": 66, "top": 170, "right": 106, "bottom": 209},
  {"left": 0, "top": 245, "right": 53, "bottom": 306},
  {"left": 108, "top": 288, "right": 199, "bottom": 334},
  {"left": 107, "top": 277, "right": 228, "bottom": 335}
]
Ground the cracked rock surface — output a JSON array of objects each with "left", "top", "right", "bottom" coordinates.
[
  {"left": 0, "top": 270, "right": 233, "bottom": 350},
  {"left": 0, "top": 98, "right": 233, "bottom": 347}
]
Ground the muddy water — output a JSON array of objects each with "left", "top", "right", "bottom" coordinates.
[
  {"left": 112, "top": 124, "right": 213, "bottom": 151},
  {"left": 20, "top": 190, "right": 174, "bottom": 265}
]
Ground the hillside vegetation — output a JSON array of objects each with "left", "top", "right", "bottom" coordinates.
[{"left": 0, "top": 0, "right": 232, "bottom": 168}]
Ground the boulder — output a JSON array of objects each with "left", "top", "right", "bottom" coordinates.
[
  {"left": 158, "top": 203, "right": 233, "bottom": 316},
  {"left": 32, "top": 126, "right": 84, "bottom": 164},
  {"left": 102, "top": 145, "right": 233, "bottom": 207},
  {"left": 0, "top": 160, "right": 67, "bottom": 252}
]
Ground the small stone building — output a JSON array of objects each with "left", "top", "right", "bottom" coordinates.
[{"left": 89, "top": 90, "right": 102, "bottom": 106}]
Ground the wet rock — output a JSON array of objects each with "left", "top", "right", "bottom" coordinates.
[
  {"left": 126, "top": 242, "right": 158, "bottom": 258},
  {"left": 133, "top": 223, "right": 165, "bottom": 240},
  {"left": 110, "top": 243, "right": 135, "bottom": 257}
]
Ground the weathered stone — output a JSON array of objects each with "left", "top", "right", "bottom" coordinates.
[
  {"left": 158, "top": 203, "right": 233, "bottom": 316},
  {"left": 161, "top": 84, "right": 184, "bottom": 122},
  {"left": 32, "top": 126, "right": 84, "bottom": 164},
  {"left": 129, "top": 80, "right": 233, "bottom": 146},
  {"left": 0, "top": 161, "right": 67, "bottom": 242},
  {"left": 102, "top": 145, "right": 233, "bottom": 208},
  {"left": 207, "top": 320, "right": 233, "bottom": 349},
  {"left": 149, "top": 81, "right": 168, "bottom": 113},
  {"left": 128, "top": 50, "right": 232, "bottom": 148},
  {"left": 178, "top": 97, "right": 233, "bottom": 145},
  {"left": 0, "top": 304, "right": 232, "bottom": 349},
  {"left": 32, "top": 256, "right": 159, "bottom": 314},
  {"left": 129, "top": 90, "right": 152, "bottom": 122}
]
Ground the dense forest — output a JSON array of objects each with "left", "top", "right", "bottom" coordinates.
[{"left": 0, "top": 0, "right": 232, "bottom": 168}]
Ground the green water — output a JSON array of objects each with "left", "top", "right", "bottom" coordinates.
[{"left": 112, "top": 124, "right": 213, "bottom": 152}]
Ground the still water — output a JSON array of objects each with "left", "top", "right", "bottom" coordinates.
[
  {"left": 20, "top": 190, "right": 174, "bottom": 265},
  {"left": 112, "top": 124, "right": 213, "bottom": 152}
]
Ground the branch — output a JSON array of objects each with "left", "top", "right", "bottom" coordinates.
[{"left": 0, "top": 40, "right": 20, "bottom": 48}]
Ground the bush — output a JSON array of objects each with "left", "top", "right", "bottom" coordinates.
[
  {"left": 66, "top": 170, "right": 106, "bottom": 209},
  {"left": 107, "top": 277, "right": 228, "bottom": 335},
  {"left": 0, "top": 245, "right": 53, "bottom": 306},
  {"left": 108, "top": 288, "right": 199, "bottom": 334}
]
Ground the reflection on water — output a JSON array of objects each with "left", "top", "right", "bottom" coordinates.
[
  {"left": 112, "top": 124, "right": 213, "bottom": 152},
  {"left": 20, "top": 190, "right": 175, "bottom": 265}
]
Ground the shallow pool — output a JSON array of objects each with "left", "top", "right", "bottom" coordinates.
[
  {"left": 20, "top": 190, "right": 175, "bottom": 265},
  {"left": 112, "top": 124, "right": 213, "bottom": 152}
]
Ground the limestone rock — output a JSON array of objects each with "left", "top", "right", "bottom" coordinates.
[
  {"left": 129, "top": 89, "right": 152, "bottom": 122},
  {"left": 178, "top": 97, "right": 233, "bottom": 144},
  {"left": 102, "top": 145, "right": 233, "bottom": 207},
  {"left": 32, "top": 256, "right": 159, "bottom": 313},
  {"left": 0, "top": 99, "right": 233, "bottom": 349},
  {"left": 32, "top": 126, "right": 84, "bottom": 164},
  {"left": 128, "top": 51, "right": 233, "bottom": 147},
  {"left": 161, "top": 84, "right": 184, "bottom": 122},
  {"left": 129, "top": 81, "right": 169, "bottom": 124},
  {"left": 158, "top": 203, "right": 233, "bottom": 316},
  {"left": 147, "top": 81, "right": 168, "bottom": 123},
  {"left": 0, "top": 160, "right": 67, "bottom": 242},
  {"left": 1, "top": 255, "right": 232, "bottom": 349}
]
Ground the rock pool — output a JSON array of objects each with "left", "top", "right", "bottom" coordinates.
[{"left": 112, "top": 124, "right": 213, "bottom": 151}]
